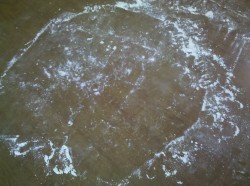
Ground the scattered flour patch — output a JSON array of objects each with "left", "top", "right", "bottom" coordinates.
[
  {"left": 115, "top": 0, "right": 151, "bottom": 11},
  {"left": 146, "top": 174, "right": 155, "bottom": 180},
  {"left": 52, "top": 145, "right": 77, "bottom": 176},
  {"left": 183, "top": 66, "right": 190, "bottom": 75},
  {"left": 224, "top": 88, "right": 235, "bottom": 101},
  {"left": 155, "top": 151, "right": 166, "bottom": 158},
  {"left": 93, "top": 88, "right": 101, "bottom": 96},
  {"left": 132, "top": 169, "right": 142, "bottom": 179},
  {"left": 94, "top": 91, "right": 101, "bottom": 96},
  {"left": 229, "top": 122, "right": 240, "bottom": 137},
  {"left": 82, "top": 5, "right": 110, "bottom": 13},
  {"left": 201, "top": 91, "right": 208, "bottom": 111},
  {"left": 44, "top": 140, "right": 56, "bottom": 169},
  {"left": 0, "top": 135, "right": 77, "bottom": 177},
  {"left": 162, "top": 165, "right": 177, "bottom": 177},
  {"left": 234, "top": 125, "right": 240, "bottom": 137},
  {"left": 58, "top": 70, "right": 68, "bottom": 77},
  {"left": 177, "top": 181, "right": 183, "bottom": 184},
  {"left": 205, "top": 11, "right": 214, "bottom": 19},
  {"left": 146, "top": 159, "right": 155, "bottom": 168},
  {"left": 43, "top": 68, "right": 51, "bottom": 79},
  {"left": 68, "top": 119, "right": 73, "bottom": 126},
  {"left": 125, "top": 68, "right": 132, "bottom": 75},
  {"left": 187, "top": 7, "right": 198, "bottom": 14},
  {"left": 172, "top": 151, "right": 191, "bottom": 165}
]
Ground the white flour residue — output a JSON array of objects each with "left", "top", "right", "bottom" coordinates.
[
  {"left": 177, "top": 181, "right": 183, "bottom": 184},
  {"left": 172, "top": 151, "right": 191, "bottom": 165},
  {"left": 115, "top": 0, "right": 150, "bottom": 12},
  {"left": 205, "top": 11, "right": 214, "bottom": 19},
  {"left": 67, "top": 107, "right": 82, "bottom": 126},
  {"left": 0, "top": 135, "right": 78, "bottom": 177},
  {"left": 44, "top": 140, "right": 56, "bottom": 168},
  {"left": 53, "top": 145, "right": 77, "bottom": 176},
  {"left": 0, "top": 135, "right": 44, "bottom": 157},
  {"left": 162, "top": 165, "right": 177, "bottom": 177},
  {"left": 0, "top": 0, "right": 248, "bottom": 183}
]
